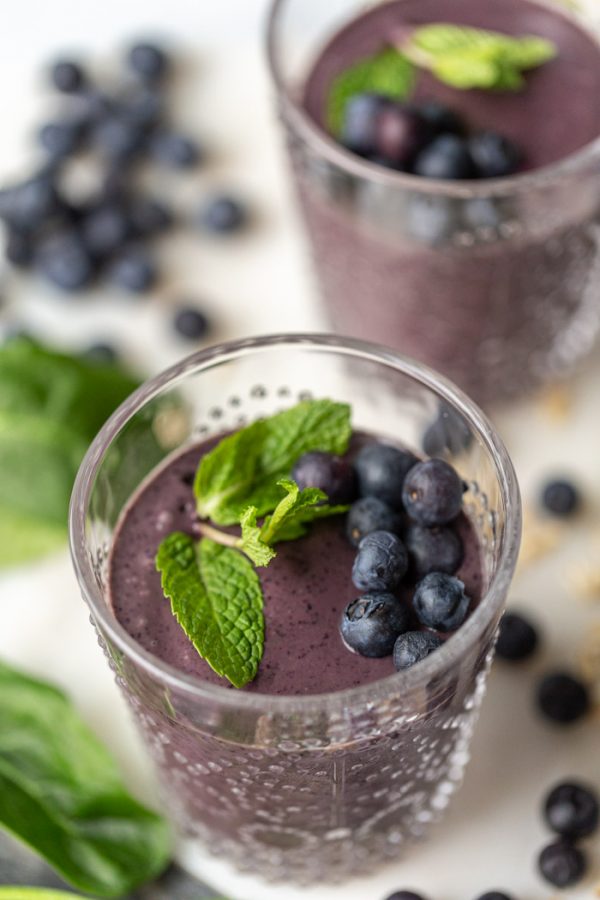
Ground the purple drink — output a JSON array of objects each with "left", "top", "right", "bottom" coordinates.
[
  {"left": 70, "top": 336, "right": 521, "bottom": 883},
  {"left": 268, "top": 0, "right": 600, "bottom": 404}
]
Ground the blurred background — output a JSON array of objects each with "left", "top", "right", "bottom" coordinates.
[{"left": 0, "top": 1, "right": 599, "bottom": 899}]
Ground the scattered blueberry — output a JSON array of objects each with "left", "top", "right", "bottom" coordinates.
[
  {"left": 345, "top": 496, "right": 402, "bottom": 547},
  {"left": 341, "top": 93, "right": 386, "bottom": 157},
  {"left": 150, "top": 131, "right": 202, "bottom": 168},
  {"left": 199, "top": 195, "right": 248, "bottom": 234},
  {"left": 4, "top": 174, "right": 60, "bottom": 231},
  {"left": 468, "top": 132, "right": 522, "bottom": 179},
  {"left": 129, "top": 197, "right": 173, "bottom": 236},
  {"left": 93, "top": 116, "right": 143, "bottom": 162},
  {"left": 38, "top": 119, "right": 83, "bottom": 159},
  {"left": 173, "top": 306, "right": 210, "bottom": 341},
  {"left": 393, "top": 630, "right": 443, "bottom": 670},
  {"left": 473, "top": 893, "right": 514, "bottom": 900},
  {"left": 340, "top": 592, "right": 410, "bottom": 658},
  {"left": 413, "top": 572, "right": 470, "bottom": 631},
  {"left": 538, "top": 839, "right": 587, "bottom": 888},
  {"left": 416, "top": 101, "right": 465, "bottom": 140},
  {"left": 36, "top": 231, "right": 94, "bottom": 291},
  {"left": 405, "top": 523, "right": 464, "bottom": 578},
  {"left": 544, "top": 782, "right": 599, "bottom": 839},
  {"left": 374, "top": 103, "right": 425, "bottom": 169},
  {"left": 51, "top": 60, "right": 85, "bottom": 94},
  {"left": 352, "top": 530, "right": 408, "bottom": 591},
  {"left": 108, "top": 247, "right": 157, "bottom": 293},
  {"left": 541, "top": 479, "right": 580, "bottom": 518},
  {"left": 81, "top": 204, "right": 130, "bottom": 257},
  {"left": 128, "top": 42, "right": 169, "bottom": 83},
  {"left": 122, "top": 88, "right": 164, "bottom": 130},
  {"left": 496, "top": 611, "right": 539, "bottom": 662},
  {"left": 537, "top": 672, "right": 590, "bottom": 725},
  {"left": 413, "top": 134, "right": 475, "bottom": 180},
  {"left": 6, "top": 230, "right": 34, "bottom": 267},
  {"left": 355, "top": 442, "right": 417, "bottom": 509},
  {"left": 385, "top": 893, "right": 428, "bottom": 900},
  {"left": 292, "top": 451, "right": 357, "bottom": 505},
  {"left": 403, "top": 458, "right": 463, "bottom": 526},
  {"left": 82, "top": 341, "right": 119, "bottom": 364},
  {"left": 422, "top": 407, "right": 472, "bottom": 456}
]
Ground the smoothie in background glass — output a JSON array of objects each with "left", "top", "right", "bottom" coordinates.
[
  {"left": 69, "top": 335, "right": 520, "bottom": 884},
  {"left": 266, "top": 0, "right": 600, "bottom": 405}
]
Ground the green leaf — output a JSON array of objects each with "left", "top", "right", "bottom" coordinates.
[
  {"left": 327, "top": 47, "right": 415, "bottom": 134},
  {"left": 239, "top": 507, "right": 277, "bottom": 567},
  {"left": 0, "top": 890, "right": 89, "bottom": 899},
  {"left": 0, "top": 661, "right": 171, "bottom": 898},
  {"left": 0, "top": 506, "right": 65, "bottom": 567},
  {"left": 156, "top": 533, "right": 264, "bottom": 687},
  {"left": 195, "top": 399, "right": 351, "bottom": 525},
  {"left": 404, "top": 24, "right": 557, "bottom": 91}
]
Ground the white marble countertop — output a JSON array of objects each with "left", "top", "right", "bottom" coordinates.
[{"left": 1, "top": 2, "right": 600, "bottom": 898}]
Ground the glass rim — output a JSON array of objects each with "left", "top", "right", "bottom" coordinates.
[
  {"left": 69, "top": 333, "right": 521, "bottom": 713},
  {"left": 265, "top": 0, "right": 600, "bottom": 200}
]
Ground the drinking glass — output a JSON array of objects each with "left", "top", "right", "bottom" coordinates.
[
  {"left": 266, "top": 0, "right": 600, "bottom": 405},
  {"left": 70, "top": 334, "right": 521, "bottom": 884}
]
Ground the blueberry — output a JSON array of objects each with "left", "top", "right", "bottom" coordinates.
[
  {"left": 81, "top": 204, "right": 130, "bottom": 258},
  {"left": 173, "top": 306, "right": 210, "bottom": 341},
  {"left": 6, "top": 230, "right": 34, "bottom": 268},
  {"left": 496, "top": 612, "right": 539, "bottom": 662},
  {"left": 4, "top": 174, "right": 60, "bottom": 231},
  {"left": 292, "top": 451, "right": 357, "bottom": 505},
  {"left": 473, "top": 893, "right": 514, "bottom": 900},
  {"left": 405, "top": 523, "right": 463, "bottom": 578},
  {"left": 403, "top": 459, "right": 463, "bottom": 526},
  {"left": 413, "top": 134, "right": 475, "bottom": 180},
  {"left": 544, "top": 782, "right": 599, "bottom": 839},
  {"left": 36, "top": 230, "right": 95, "bottom": 292},
  {"left": 122, "top": 88, "right": 164, "bottom": 130},
  {"left": 385, "top": 893, "right": 428, "bottom": 900},
  {"left": 408, "top": 195, "right": 456, "bottom": 245},
  {"left": 393, "top": 631, "right": 443, "bottom": 670},
  {"left": 82, "top": 341, "right": 119, "bottom": 364},
  {"left": 150, "top": 132, "right": 202, "bottom": 168},
  {"left": 415, "top": 101, "right": 465, "bottom": 140},
  {"left": 108, "top": 248, "right": 156, "bottom": 293},
  {"left": 374, "top": 103, "right": 426, "bottom": 169},
  {"left": 51, "top": 60, "right": 85, "bottom": 93},
  {"left": 93, "top": 116, "right": 143, "bottom": 162},
  {"left": 541, "top": 479, "right": 580, "bottom": 518},
  {"left": 128, "top": 42, "right": 169, "bottom": 83},
  {"left": 345, "top": 496, "right": 402, "bottom": 547},
  {"left": 537, "top": 672, "right": 590, "bottom": 725},
  {"left": 38, "top": 119, "right": 83, "bottom": 159},
  {"left": 352, "top": 530, "right": 408, "bottom": 591},
  {"left": 340, "top": 592, "right": 410, "bottom": 658},
  {"left": 341, "top": 93, "right": 386, "bottom": 157},
  {"left": 199, "top": 195, "right": 248, "bottom": 234},
  {"left": 468, "top": 132, "right": 522, "bottom": 179},
  {"left": 413, "top": 572, "right": 470, "bottom": 632},
  {"left": 130, "top": 197, "right": 173, "bottom": 236},
  {"left": 355, "top": 443, "right": 417, "bottom": 509},
  {"left": 538, "top": 840, "right": 587, "bottom": 888},
  {"left": 422, "top": 407, "right": 472, "bottom": 456}
]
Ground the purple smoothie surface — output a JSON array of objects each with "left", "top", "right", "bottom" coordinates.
[
  {"left": 109, "top": 436, "right": 483, "bottom": 696},
  {"left": 303, "top": 0, "right": 600, "bottom": 173}
]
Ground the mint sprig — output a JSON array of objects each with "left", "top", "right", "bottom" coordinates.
[
  {"left": 157, "top": 399, "right": 352, "bottom": 688},
  {"left": 403, "top": 25, "right": 557, "bottom": 91},
  {"left": 157, "top": 533, "right": 264, "bottom": 688}
]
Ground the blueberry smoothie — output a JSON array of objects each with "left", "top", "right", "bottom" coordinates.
[
  {"left": 275, "top": 0, "right": 600, "bottom": 403},
  {"left": 105, "top": 407, "right": 498, "bottom": 881}
]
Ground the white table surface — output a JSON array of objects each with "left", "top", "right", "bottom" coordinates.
[{"left": 1, "top": 1, "right": 600, "bottom": 898}]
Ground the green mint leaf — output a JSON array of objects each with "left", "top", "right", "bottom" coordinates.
[
  {"left": 0, "top": 891, "right": 90, "bottom": 899},
  {"left": 0, "top": 660, "right": 171, "bottom": 898},
  {"left": 195, "top": 399, "right": 351, "bottom": 525},
  {"left": 239, "top": 506, "right": 277, "bottom": 567},
  {"left": 404, "top": 24, "right": 557, "bottom": 91},
  {"left": 156, "top": 533, "right": 264, "bottom": 687},
  {"left": 327, "top": 47, "right": 415, "bottom": 135}
]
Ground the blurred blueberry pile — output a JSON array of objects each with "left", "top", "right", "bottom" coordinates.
[{"left": 0, "top": 41, "right": 251, "bottom": 341}]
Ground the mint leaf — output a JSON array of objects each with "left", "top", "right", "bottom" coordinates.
[
  {"left": 238, "top": 479, "right": 348, "bottom": 566},
  {"left": 327, "top": 47, "right": 415, "bottom": 135},
  {"left": 0, "top": 506, "right": 65, "bottom": 567},
  {"left": 0, "top": 660, "right": 171, "bottom": 898},
  {"left": 404, "top": 24, "right": 557, "bottom": 91},
  {"left": 0, "top": 891, "right": 90, "bottom": 899},
  {"left": 195, "top": 399, "right": 351, "bottom": 525},
  {"left": 156, "top": 533, "right": 264, "bottom": 688}
]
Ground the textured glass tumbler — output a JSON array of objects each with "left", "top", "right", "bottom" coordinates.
[
  {"left": 70, "top": 334, "right": 521, "bottom": 884},
  {"left": 266, "top": 0, "right": 600, "bottom": 406}
]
